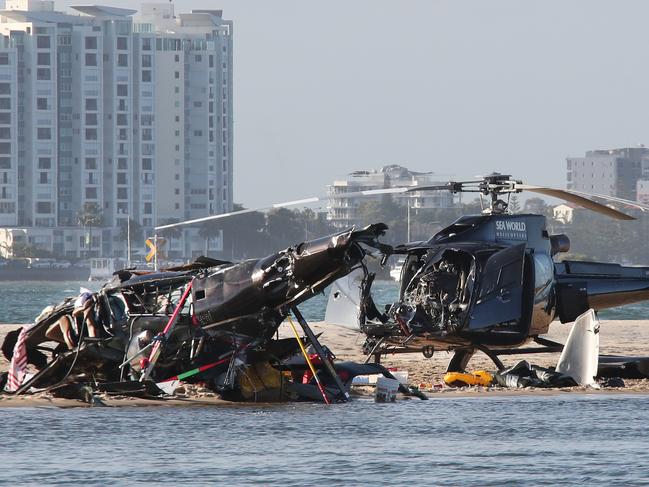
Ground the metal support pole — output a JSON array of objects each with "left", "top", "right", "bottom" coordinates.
[
  {"left": 407, "top": 203, "right": 411, "bottom": 242},
  {"left": 127, "top": 217, "right": 131, "bottom": 268},
  {"left": 291, "top": 306, "right": 349, "bottom": 401},
  {"left": 154, "top": 233, "right": 158, "bottom": 271}
]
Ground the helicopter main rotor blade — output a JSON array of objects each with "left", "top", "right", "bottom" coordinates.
[
  {"left": 514, "top": 184, "right": 636, "bottom": 221},
  {"left": 558, "top": 189, "right": 649, "bottom": 213},
  {"left": 154, "top": 187, "right": 411, "bottom": 230}
]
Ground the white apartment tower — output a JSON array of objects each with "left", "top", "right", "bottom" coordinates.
[{"left": 0, "top": 1, "right": 233, "bottom": 258}]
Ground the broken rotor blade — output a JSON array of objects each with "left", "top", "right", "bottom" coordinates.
[
  {"left": 154, "top": 187, "right": 412, "bottom": 230},
  {"left": 514, "top": 184, "right": 636, "bottom": 221}
]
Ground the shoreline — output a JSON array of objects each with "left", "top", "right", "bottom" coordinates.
[{"left": 2, "top": 320, "right": 649, "bottom": 408}]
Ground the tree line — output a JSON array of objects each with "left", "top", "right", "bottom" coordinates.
[{"left": 7, "top": 196, "right": 649, "bottom": 265}]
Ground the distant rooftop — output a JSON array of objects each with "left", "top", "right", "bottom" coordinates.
[
  {"left": 0, "top": 9, "right": 91, "bottom": 23},
  {"left": 70, "top": 5, "right": 137, "bottom": 17}
]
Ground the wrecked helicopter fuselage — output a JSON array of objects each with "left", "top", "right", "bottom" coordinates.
[{"left": 1, "top": 223, "right": 415, "bottom": 403}]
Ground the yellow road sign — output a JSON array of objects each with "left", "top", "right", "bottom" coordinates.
[{"left": 145, "top": 238, "right": 156, "bottom": 262}]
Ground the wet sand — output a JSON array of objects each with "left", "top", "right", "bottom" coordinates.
[{"left": 2, "top": 319, "right": 649, "bottom": 407}]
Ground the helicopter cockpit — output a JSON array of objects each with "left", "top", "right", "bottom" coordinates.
[{"left": 394, "top": 248, "right": 475, "bottom": 335}]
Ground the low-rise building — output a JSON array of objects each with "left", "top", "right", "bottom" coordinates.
[{"left": 327, "top": 165, "right": 455, "bottom": 228}]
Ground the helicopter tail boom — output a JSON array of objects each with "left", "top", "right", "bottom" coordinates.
[{"left": 555, "top": 261, "right": 649, "bottom": 322}]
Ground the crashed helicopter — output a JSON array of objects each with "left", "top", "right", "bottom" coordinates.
[
  {"left": 1, "top": 224, "right": 420, "bottom": 403},
  {"left": 326, "top": 173, "right": 649, "bottom": 374}
]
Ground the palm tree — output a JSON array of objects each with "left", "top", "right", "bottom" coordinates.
[
  {"left": 77, "top": 203, "right": 103, "bottom": 258},
  {"left": 156, "top": 218, "right": 184, "bottom": 260}
]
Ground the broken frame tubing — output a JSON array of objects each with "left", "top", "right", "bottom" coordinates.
[
  {"left": 287, "top": 314, "right": 330, "bottom": 404},
  {"left": 291, "top": 306, "right": 350, "bottom": 402},
  {"left": 141, "top": 279, "right": 194, "bottom": 382}
]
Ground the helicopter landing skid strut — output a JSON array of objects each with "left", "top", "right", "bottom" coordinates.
[{"left": 364, "top": 336, "right": 565, "bottom": 372}]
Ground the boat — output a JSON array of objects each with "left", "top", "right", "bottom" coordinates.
[
  {"left": 389, "top": 257, "right": 405, "bottom": 281},
  {"left": 89, "top": 258, "right": 127, "bottom": 281}
]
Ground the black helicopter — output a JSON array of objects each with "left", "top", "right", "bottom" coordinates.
[
  {"left": 1, "top": 224, "right": 416, "bottom": 403},
  {"left": 325, "top": 173, "right": 649, "bottom": 372}
]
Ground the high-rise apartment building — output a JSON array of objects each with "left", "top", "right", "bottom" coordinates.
[
  {"left": 0, "top": 1, "right": 233, "bottom": 258},
  {"left": 566, "top": 147, "right": 649, "bottom": 202}
]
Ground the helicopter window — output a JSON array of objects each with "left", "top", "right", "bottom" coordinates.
[{"left": 533, "top": 253, "right": 553, "bottom": 291}]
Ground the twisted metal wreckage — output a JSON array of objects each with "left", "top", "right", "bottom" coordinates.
[{"left": 0, "top": 224, "right": 423, "bottom": 403}]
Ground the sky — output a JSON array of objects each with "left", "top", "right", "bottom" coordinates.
[{"left": 54, "top": 0, "right": 649, "bottom": 209}]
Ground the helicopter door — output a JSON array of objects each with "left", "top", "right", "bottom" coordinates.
[{"left": 469, "top": 243, "right": 526, "bottom": 330}]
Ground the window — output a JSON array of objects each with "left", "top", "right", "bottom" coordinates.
[
  {"left": 36, "top": 202, "right": 51, "bottom": 213},
  {"left": 38, "top": 157, "right": 52, "bottom": 169},
  {"left": 174, "top": 71, "right": 179, "bottom": 79},
  {"left": 0, "top": 53, "right": 9, "bottom": 65},
  {"left": 85, "top": 37, "right": 97, "bottom": 50},
  {"left": 37, "top": 36, "right": 50, "bottom": 48},
  {"left": 142, "top": 158, "right": 152, "bottom": 170},
  {"left": 85, "top": 113, "right": 97, "bottom": 125},
  {"left": 193, "top": 130, "right": 202, "bottom": 137},
  {"left": 144, "top": 202, "right": 152, "bottom": 214},
  {"left": 117, "top": 188, "right": 127, "bottom": 199},
  {"left": 37, "top": 68, "right": 51, "bottom": 80},
  {"left": 174, "top": 86, "right": 179, "bottom": 94},
  {"left": 117, "top": 54, "right": 128, "bottom": 67},
  {"left": 0, "top": 113, "right": 9, "bottom": 124},
  {"left": 85, "top": 98, "right": 97, "bottom": 111},
  {"left": 85, "top": 53, "right": 97, "bottom": 66},
  {"left": 193, "top": 101, "right": 202, "bottom": 108},
  {"left": 209, "top": 55, "right": 214, "bottom": 68},
  {"left": 85, "top": 128, "right": 97, "bottom": 140},
  {"left": 37, "top": 98, "right": 48, "bottom": 110},
  {"left": 0, "top": 83, "right": 9, "bottom": 95},
  {"left": 142, "top": 70, "right": 151, "bottom": 82},
  {"left": 84, "top": 158, "right": 96, "bottom": 169},
  {"left": 0, "top": 157, "right": 10, "bottom": 169},
  {"left": 37, "top": 128, "right": 51, "bottom": 140},
  {"left": 0, "top": 127, "right": 9, "bottom": 139},
  {"left": 117, "top": 158, "right": 127, "bottom": 169},
  {"left": 0, "top": 98, "right": 9, "bottom": 109},
  {"left": 117, "top": 36, "right": 128, "bottom": 50},
  {"left": 174, "top": 188, "right": 179, "bottom": 195},
  {"left": 195, "top": 54, "right": 202, "bottom": 62},
  {"left": 117, "top": 114, "right": 127, "bottom": 126},
  {"left": 174, "top": 54, "right": 179, "bottom": 62},
  {"left": 141, "top": 54, "right": 152, "bottom": 68},
  {"left": 85, "top": 187, "right": 97, "bottom": 199},
  {"left": 117, "top": 85, "right": 129, "bottom": 97},
  {"left": 37, "top": 52, "right": 50, "bottom": 65},
  {"left": 39, "top": 172, "right": 49, "bottom": 184}
]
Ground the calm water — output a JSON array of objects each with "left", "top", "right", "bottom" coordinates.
[
  {"left": 0, "top": 280, "right": 647, "bottom": 324},
  {"left": 1, "top": 395, "right": 648, "bottom": 486},
  {"left": 2, "top": 282, "right": 649, "bottom": 486}
]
